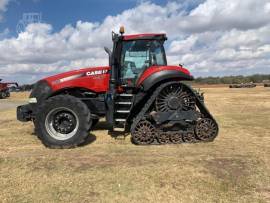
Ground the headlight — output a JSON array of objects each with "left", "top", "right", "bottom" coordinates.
[
  {"left": 30, "top": 80, "right": 52, "bottom": 103},
  {"left": 28, "top": 98, "right": 37, "bottom": 103}
]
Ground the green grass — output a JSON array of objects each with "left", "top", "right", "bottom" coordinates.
[{"left": 0, "top": 87, "right": 270, "bottom": 203}]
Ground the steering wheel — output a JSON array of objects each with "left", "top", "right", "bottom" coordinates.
[{"left": 123, "top": 61, "right": 140, "bottom": 74}]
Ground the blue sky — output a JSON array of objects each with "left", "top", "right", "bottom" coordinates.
[
  {"left": 0, "top": 0, "right": 270, "bottom": 84},
  {"left": 1, "top": 0, "right": 169, "bottom": 36},
  {"left": 1, "top": 0, "right": 204, "bottom": 36}
]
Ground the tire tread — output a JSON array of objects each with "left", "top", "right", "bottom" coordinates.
[{"left": 35, "top": 95, "right": 91, "bottom": 149}]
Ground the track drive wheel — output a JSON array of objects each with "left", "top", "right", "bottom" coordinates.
[
  {"left": 156, "top": 83, "right": 195, "bottom": 112},
  {"left": 131, "top": 120, "right": 156, "bottom": 145},
  {"left": 35, "top": 95, "right": 92, "bottom": 149}
]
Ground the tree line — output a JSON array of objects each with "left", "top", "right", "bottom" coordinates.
[{"left": 194, "top": 74, "right": 270, "bottom": 84}]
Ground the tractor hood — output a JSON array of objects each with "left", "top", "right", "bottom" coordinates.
[{"left": 43, "top": 66, "right": 111, "bottom": 93}]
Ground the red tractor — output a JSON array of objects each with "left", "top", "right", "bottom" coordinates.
[
  {"left": 17, "top": 27, "right": 218, "bottom": 148},
  {"left": 0, "top": 79, "right": 18, "bottom": 99}
]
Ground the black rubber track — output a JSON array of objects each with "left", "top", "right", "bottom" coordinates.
[
  {"left": 35, "top": 95, "right": 91, "bottom": 149},
  {"left": 130, "top": 81, "right": 219, "bottom": 145}
]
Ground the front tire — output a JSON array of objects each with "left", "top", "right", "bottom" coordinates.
[{"left": 35, "top": 95, "right": 91, "bottom": 148}]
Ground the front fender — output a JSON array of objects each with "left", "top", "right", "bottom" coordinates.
[{"left": 141, "top": 70, "right": 194, "bottom": 91}]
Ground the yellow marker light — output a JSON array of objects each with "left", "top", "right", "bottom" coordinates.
[{"left": 119, "top": 26, "right": 125, "bottom": 35}]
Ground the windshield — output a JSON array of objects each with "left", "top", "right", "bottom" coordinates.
[{"left": 121, "top": 40, "right": 166, "bottom": 79}]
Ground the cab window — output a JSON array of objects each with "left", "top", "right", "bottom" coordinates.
[{"left": 121, "top": 40, "right": 166, "bottom": 79}]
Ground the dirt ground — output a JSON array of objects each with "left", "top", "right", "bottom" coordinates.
[
  {"left": 0, "top": 92, "right": 29, "bottom": 111},
  {"left": 0, "top": 100, "right": 26, "bottom": 111},
  {"left": 0, "top": 87, "right": 270, "bottom": 203}
]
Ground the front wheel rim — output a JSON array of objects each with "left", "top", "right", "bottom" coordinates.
[{"left": 45, "top": 107, "right": 79, "bottom": 141}]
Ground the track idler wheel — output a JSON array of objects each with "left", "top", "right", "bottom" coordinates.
[
  {"left": 157, "top": 132, "right": 170, "bottom": 144},
  {"left": 131, "top": 120, "right": 156, "bottom": 145},
  {"left": 182, "top": 131, "right": 197, "bottom": 143},
  {"left": 195, "top": 118, "right": 218, "bottom": 142},
  {"left": 170, "top": 132, "right": 183, "bottom": 144}
]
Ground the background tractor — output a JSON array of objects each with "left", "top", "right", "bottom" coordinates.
[
  {"left": 229, "top": 83, "right": 256, "bottom": 88},
  {"left": 263, "top": 80, "right": 270, "bottom": 87},
  {"left": 17, "top": 27, "right": 218, "bottom": 148},
  {"left": 0, "top": 79, "right": 18, "bottom": 99}
]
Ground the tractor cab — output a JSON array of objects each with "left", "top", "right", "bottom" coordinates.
[
  {"left": 105, "top": 27, "right": 167, "bottom": 89},
  {"left": 119, "top": 34, "right": 167, "bottom": 87}
]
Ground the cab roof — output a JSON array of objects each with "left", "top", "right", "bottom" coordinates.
[{"left": 123, "top": 33, "right": 167, "bottom": 41}]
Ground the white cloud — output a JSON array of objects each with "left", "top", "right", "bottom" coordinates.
[
  {"left": 188, "top": 0, "right": 270, "bottom": 31},
  {"left": 1, "top": 0, "right": 270, "bottom": 83}
]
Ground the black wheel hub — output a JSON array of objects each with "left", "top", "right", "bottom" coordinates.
[
  {"left": 167, "top": 97, "right": 182, "bottom": 110},
  {"left": 52, "top": 112, "right": 77, "bottom": 134}
]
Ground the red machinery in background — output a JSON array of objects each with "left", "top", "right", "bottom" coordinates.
[{"left": 0, "top": 79, "right": 18, "bottom": 99}]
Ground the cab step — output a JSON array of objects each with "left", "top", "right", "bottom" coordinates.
[
  {"left": 113, "top": 127, "right": 126, "bottom": 132},
  {"left": 116, "top": 110, "right": 130, "bottom": 113},
  {"left": 115, "top": 118, "right": 126, "bottom": 122},
  {"left": 118, "top": 93, "right": 133, "bottom": 97},
  {"left": 115, "top": 102, "right": 132, "bottom": 105}
]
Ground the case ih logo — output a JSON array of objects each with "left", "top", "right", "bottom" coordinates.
[
  {"left": 86, "top": 70, "right": 108, "bottom": 76},
  {"left": 53, "top": 69, "right": 108, "bottom": 84}
]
